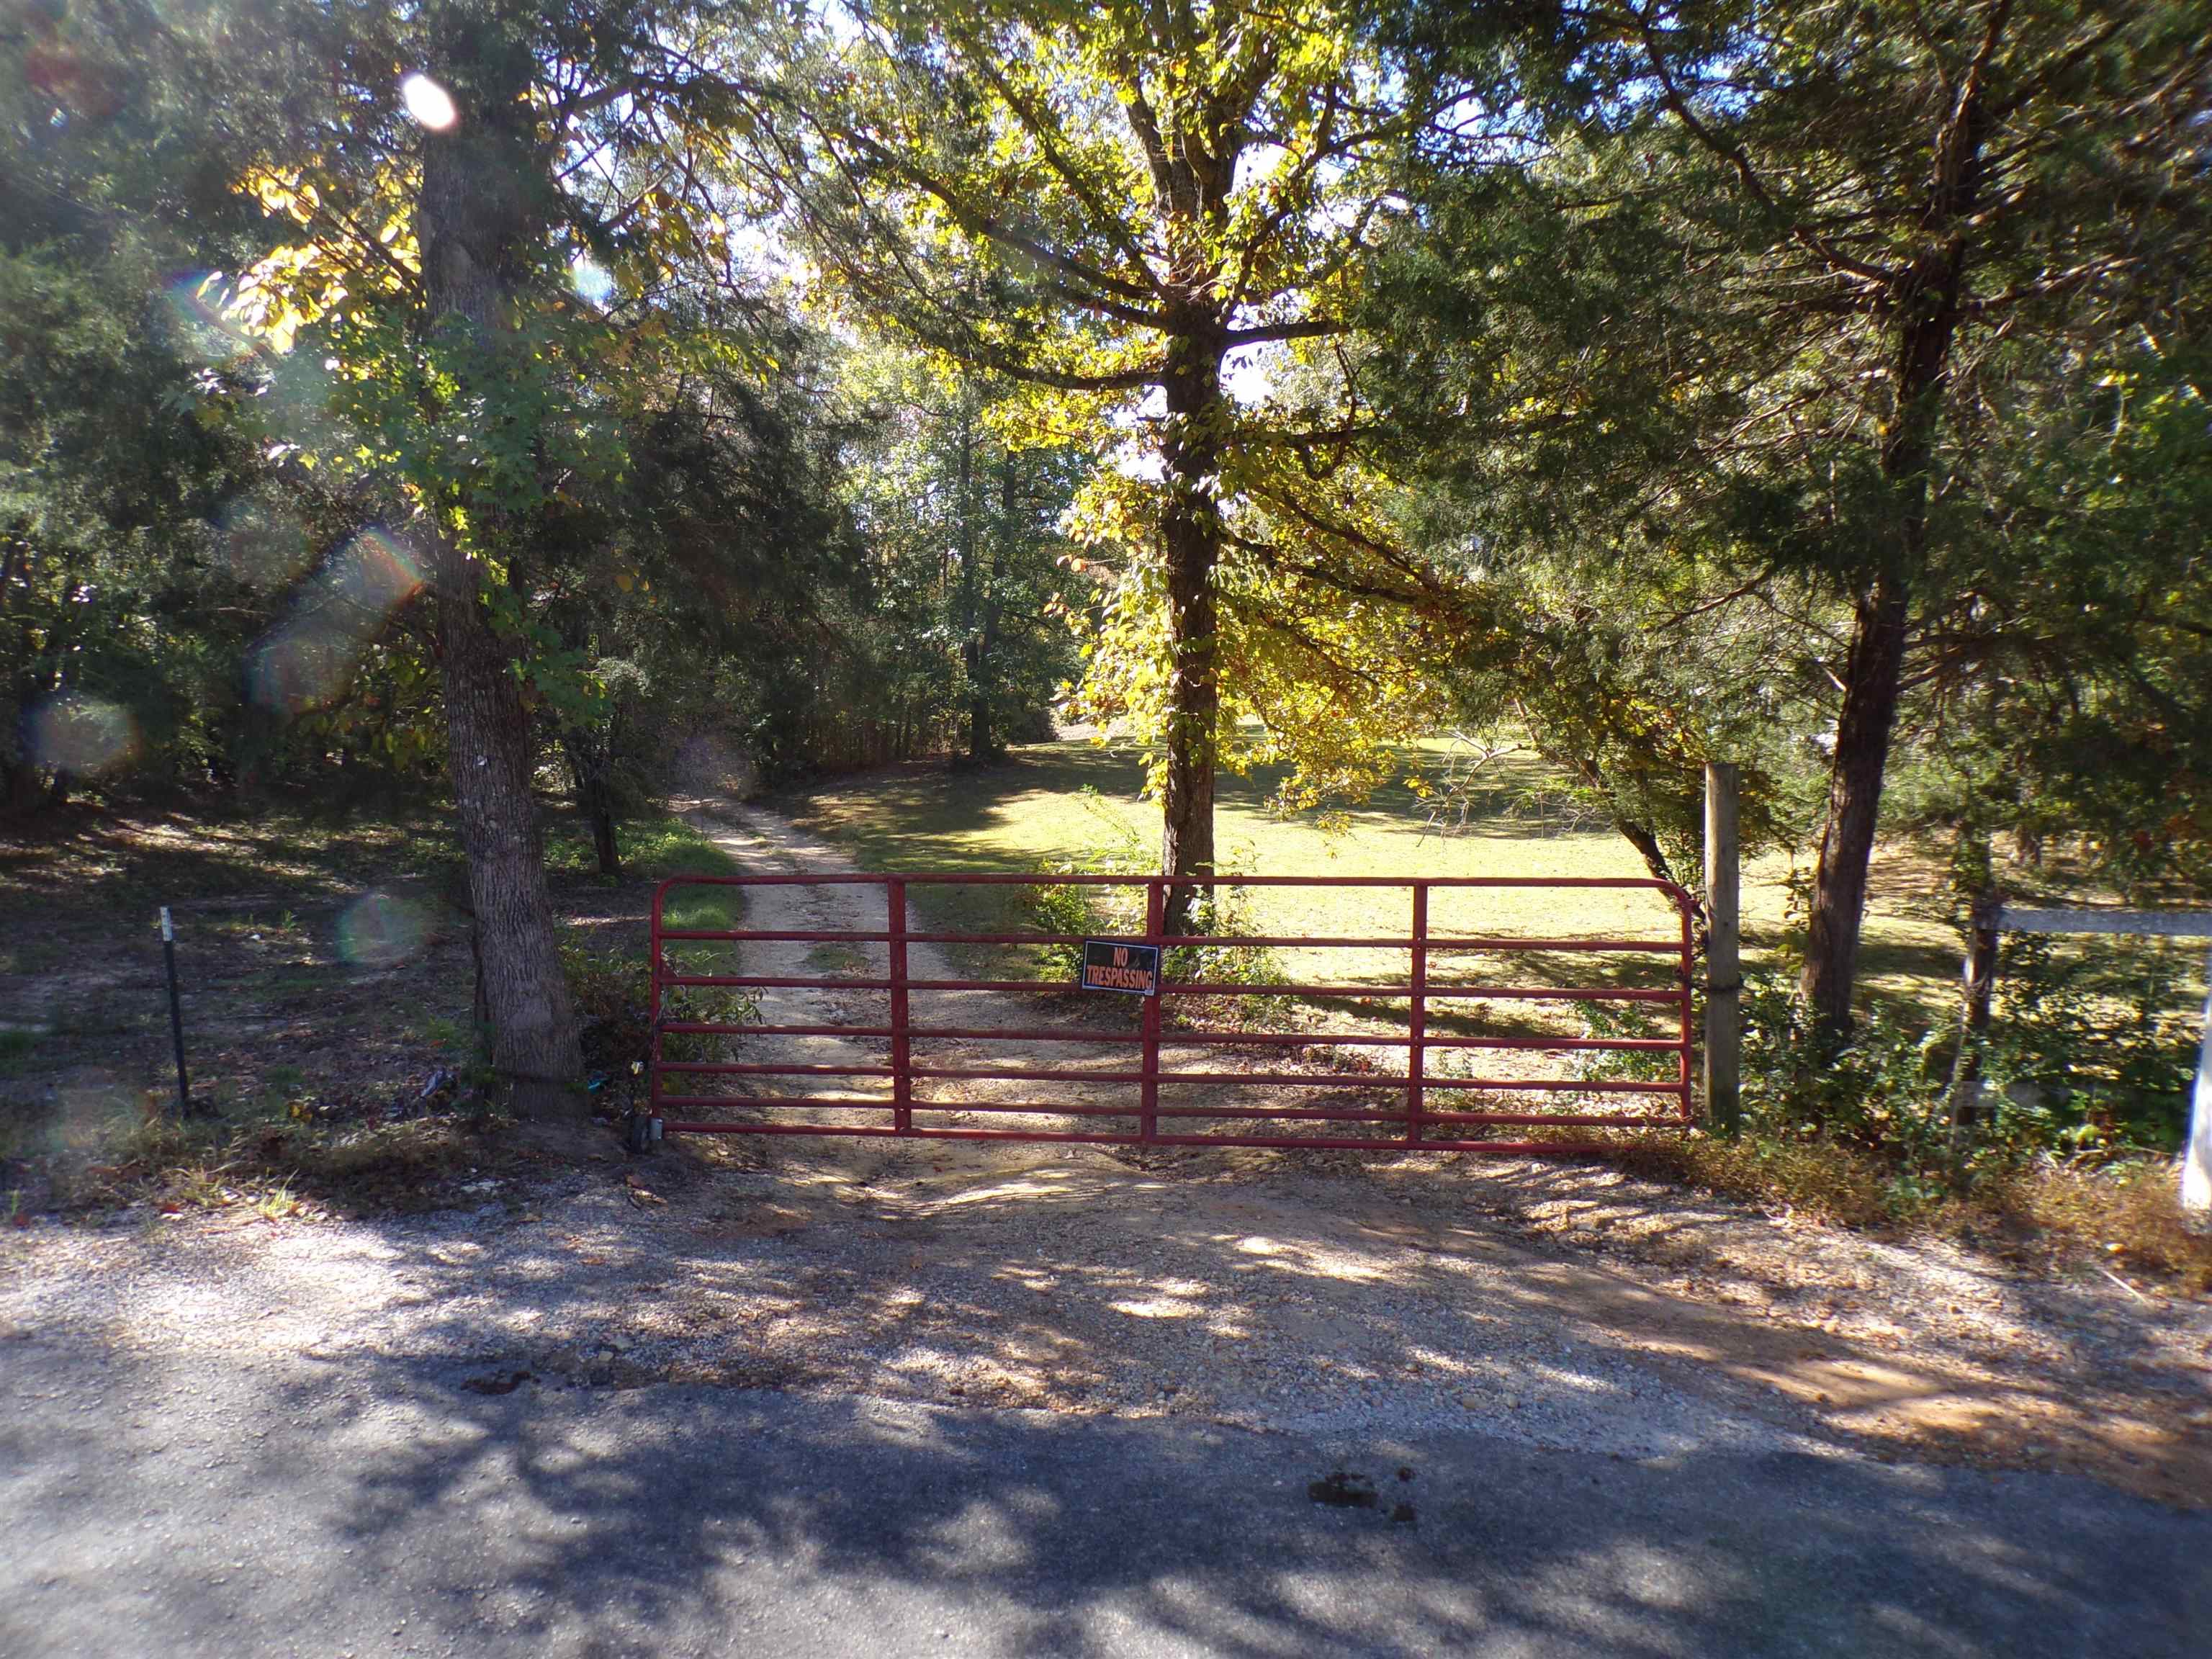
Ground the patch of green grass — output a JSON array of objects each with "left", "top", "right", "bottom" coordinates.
[
  {"left": 0, "top": 1030, "right": 40, "bottom": 1078},
  {"left": 550, "top": 811, "right": 750, "bottom": 1071},
  {"left": 261, "top": 1063, "right": 308, "bottom": 1097},
  {"left": 413, "top": 1014, "right": 465, "bottom": 1051},
  {"left": 768, "top": 737, "right": 2014, "bottom": 1027},
  {"left": 545, "top": 809, "right": 745, "bottom": 957},
  {"left": 775, "top": 740, "right": 1686, "bottom": 1017},
  {"left": 546, "top": 810, "right": 746, "bottom": 886},
  {"left": 626, "top": 814, "right": 745, "bottom": 946}
]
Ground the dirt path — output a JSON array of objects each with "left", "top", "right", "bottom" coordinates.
[
  {"left": 670, "top": 801, "right": 1146, "bottom": 1139},
  {"left": 2, "top": 798, "right": 2207, "bottom": 1514}
]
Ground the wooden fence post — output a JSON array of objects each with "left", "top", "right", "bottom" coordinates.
[{"left": 1703, "top": 763, "right": 1740, "bottom": 1136}]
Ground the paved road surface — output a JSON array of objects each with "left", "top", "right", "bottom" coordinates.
[{"left": 4, "top": 1325, "right": 2204, "bottom": 1658}]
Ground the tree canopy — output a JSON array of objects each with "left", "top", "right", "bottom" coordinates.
[{"left": 4, "top": 0, "right": 2206, "bottom": 1119}]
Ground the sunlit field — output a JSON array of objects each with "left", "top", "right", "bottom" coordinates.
[{"left": 769, "top": 733, "right": 1964, "bottom": 1014}]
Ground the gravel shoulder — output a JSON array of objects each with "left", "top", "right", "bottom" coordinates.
[{"left": 4, "top": 799, "right": 2208, "bottom": 1516}]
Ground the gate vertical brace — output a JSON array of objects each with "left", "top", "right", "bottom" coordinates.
[
  {"left": 1677, "top": 893, "right": 1698, "bottom": 1123},
  {"left": 1140, "top": 878, "right": 1162, "bottom": 1143},
  {"left": 889, "top": 877, "right": 912, "bottom": 1134},
  {"left": 1703, "top": 761, "right": 1742, "bottom": 1133},
  {"left": 647, "top": 886, "right": 665, "bottom": 1125},
  {"left": 1406, "top": 884, "right": 1428, "bottom": 1143}
]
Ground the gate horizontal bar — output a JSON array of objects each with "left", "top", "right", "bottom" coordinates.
[
  {"left": 657, "top": 1058, "right": 1683, "bottom": 1093},
  {"left": 663, "top": 927, "right": 1681, "bottom": 952},
  {"left": 663, "top": 973, "right": 1686, "bottom": 1000},
  {"left": 657, "top": 1020, "right": 1683, "bottom": 1053},
  {"left": 656, "top": 1090, "right": 1684, "bottom": 1127},
  {"left": 659, "top": 1092, "right": 1690, "bottom": 1132},
  {"left": 659, "top": 1099, "right": 1685, "bottom": 1130},
  {"left": 658, "top": 1120, "right": 1655, "bottom": 1156}
]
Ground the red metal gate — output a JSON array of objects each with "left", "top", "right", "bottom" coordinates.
[{"left": 648, "top": 874, "right": 1697, "bottom": 1154}]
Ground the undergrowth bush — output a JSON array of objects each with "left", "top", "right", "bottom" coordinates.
[
  {"left": 1986, "top": 1158, "right": 2212, "bottom": 1292},
  {"left": 1639, "top": 952, "right": 2212, "bottom": 1284},
  {"left": 1574, "top": 998, "right": 1692, "bottom": 1085},
  {"left": 559, "top": 939, "right": 653, "bottom": 1078},
  {"left": 1734, "top": 938, "right": 2198, "bottom": 1182},
  {"left": 1974, "top": 936, "right": 2199, "bottom": 1158},
  {"left": 1737, "top": 970, "right": 1956, "bottom": 1184}
]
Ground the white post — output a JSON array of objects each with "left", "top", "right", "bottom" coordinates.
[{"left": 2183, "top": 945, "right": 2212, "bottom": 1223}]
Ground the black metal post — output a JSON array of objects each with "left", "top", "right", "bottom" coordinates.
[{"left": 160, "top": 906, "right": 191, "bottom": 1117}]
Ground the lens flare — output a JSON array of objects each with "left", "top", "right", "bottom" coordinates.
[
  {"left": 25, "top": 692, "right": 139, "bottom": 776},
  {"left": 258, "top": 348, "right": 345, "bottom": 443},
  {"left": 569, "top": 258, "right": 613, "bottom": 305},
  {"left": 675, "top": 734, "right": 752, "bottom": 796},
  {"left": 55, "top": 1075, "right": 138, "bottom": 1153},
  {"left": 401, "top": 73, "right": 457, "bottom": 130},
  {"left": 248, "top": 529, "right": 426, "bottom": 716},
  {"left": 337, "top": 889, "right": 431, "bottom": 969}
]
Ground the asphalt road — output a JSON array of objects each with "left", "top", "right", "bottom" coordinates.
[{"left": 4, "top": 1328, "right": 2205, "bottom": 1659}]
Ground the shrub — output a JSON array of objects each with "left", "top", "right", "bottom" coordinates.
[
  {"left": 1736, "top": 968, "right": 1954, "bottom": 1171},
  {"left": 560, "top": 936, "right": 763, "bottom": 1076},
  {"left": 1681, "top": 941, "right": 2207, "bottom": 1262},
  {"left": 1974, "top": 935, "right": 2199, "bottom": 1159}
]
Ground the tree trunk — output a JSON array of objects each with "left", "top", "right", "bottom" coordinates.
[
  {"left": 418, "top": 27, "right": 582, "bottom": 1118},
  {"left": 968, "top": 451, "right": 1015, "bottom": 763},
  {"left": 593, "top": 810, "right": 619, "bottom": 877},
  {"left": 1797, "top": 305, "right": 1958, "bottom": 1033},
  {"left": 1159, "top": 324, "right": 1226, "bottom": 934},
  {"left": 1797, "top": 50, "right": 1992, "bottom": 1035},
  {"left": 1943, "top": 887, "right": 2001, "bottom": 1172},
  {"left": 1799, "top": 574, "right": 1913, "bottom": 1032},
  {"left": 560, "top": 731, "right": 621, "bottom": 878},
  {"left": 968, "top": 685, "right": 992, "bottom": 765},
  {"left": 953, "top": 400, "right": 994, "bottom": 764}
]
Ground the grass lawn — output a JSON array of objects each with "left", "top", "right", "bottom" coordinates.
[
  {"left": 546, "top": 811, "right": 745, "bottom": 943},
  {"left": 0, "top": 799, "right": 739, "bottom": 1217},
  {"left": 768, "top": 734, "right": 1962, "bottom": 1014}
]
